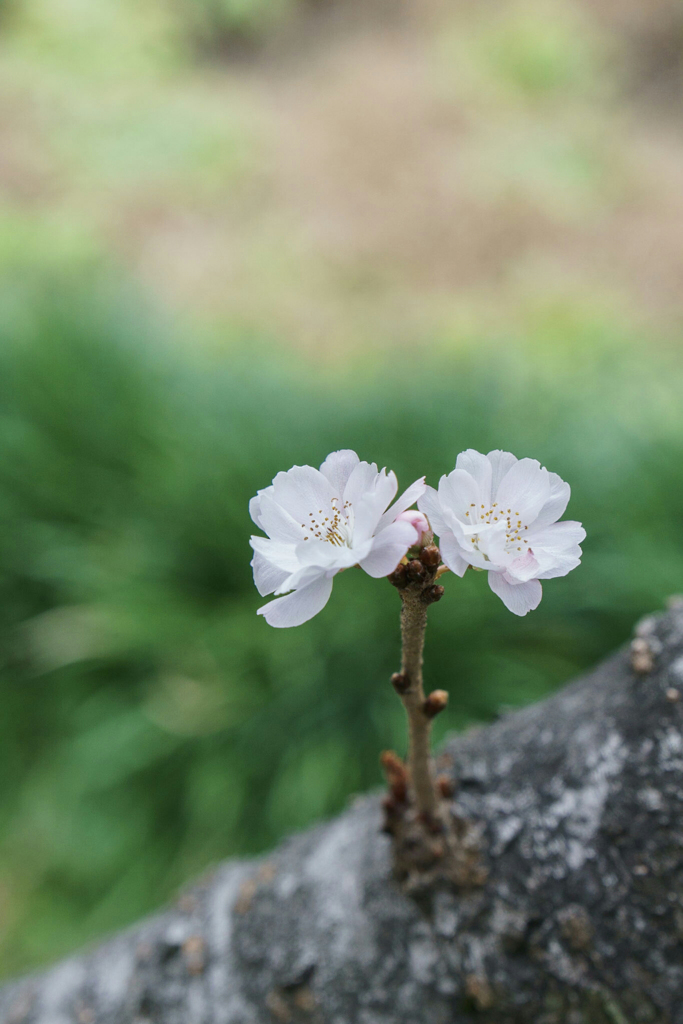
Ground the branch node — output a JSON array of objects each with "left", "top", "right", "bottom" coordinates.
[
  {"left": 405, "top": 558, "right": 427, "bottom": 582},
  {"left": 419, "top": 545, "right": 441, "bottom": 567},
  {"left": 437, "top": 774, "right": 456, "bottom": 798},
  {"left": 423, "top": 584, "right": 445, "bottom": 604},
  {"left": 387, "top": 564, "right": 408, "bottom": 589},
  {"left": 380, "top": 750, "right": 409, "bottom": 803},
  {"left": 391, "top": 671, "right": 411, "bottom": 694}
]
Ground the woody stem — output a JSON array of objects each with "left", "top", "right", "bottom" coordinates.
[{"left": 396, "top": 585, "right": 439, "bottom": 819}]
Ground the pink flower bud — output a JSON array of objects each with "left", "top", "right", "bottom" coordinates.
[{"left": 396, "top": 510, "right": 431, "bottom": 546}]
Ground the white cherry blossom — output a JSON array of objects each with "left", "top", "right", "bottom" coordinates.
[
  {"left": 418, "top": 449, "right": 585, "bottom": 616},
  {"left": 250, "top": 450, "right": 426, "bottom": 627}
]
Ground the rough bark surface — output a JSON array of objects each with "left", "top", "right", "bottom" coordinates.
[{"left": 2, "top": 605, "right": 683, "bottom": 1024}]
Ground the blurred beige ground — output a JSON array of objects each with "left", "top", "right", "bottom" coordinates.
[{"left": 1, "top": 0, "right": 682, "bottom": 356}]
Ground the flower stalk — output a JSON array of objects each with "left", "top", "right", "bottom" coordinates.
[
  {"left": 383, "top": 549, "right": 486, "bottom": 890},
  {"left": 394, "top": 581, "right": 441, "bottom": 820}
]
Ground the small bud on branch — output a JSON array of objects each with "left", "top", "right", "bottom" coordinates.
[
  {"left": 380, "top": 750, "right": 409, "bottom": 804},
  {"left": 423, "top": 689, "right": 449, "bottom": 719},
  {"left": 437, "top": 775, "right": 455, "bottom": 799},
  {"left": 419, "top": 545, "right": 441, "bottom": 567},
  {"left": 396, "top": 510, "right": 431, "bottom": 546},
  {"left": 391, "top": 672, "right": 411, "bottom": 694},
  {"left": 423, "top": 584, "right": 445, "bottom": 604},
  {"left": 406, "top": 559, "right": 427, "bottom": 582},
  {"left": 387, "top": 564, "right": 408, "bottom": 589}
]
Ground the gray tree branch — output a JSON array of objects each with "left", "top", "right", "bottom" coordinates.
[{"left": 2, "top": 604, "right": 683, "bottom": 1023}]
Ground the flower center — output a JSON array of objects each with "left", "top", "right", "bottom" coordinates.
[
  {"left": 301, "top": 498, "right": 354, "bottom": 547},
  {"left": 464, "top": 503, "right": 530, "bottom": 555}
]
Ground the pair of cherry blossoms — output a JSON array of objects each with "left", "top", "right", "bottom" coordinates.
[{"left": 249, "top": 448, "right": 586, "bottom": 626}]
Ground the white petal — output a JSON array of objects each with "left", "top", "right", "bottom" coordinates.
[
  {"left": 438, "top": 531, "right": 469, "bottom": 577},
  {"left": 249, "top": 484, "right": 278, "bottom": 531},
  {"left": 271, "top": 465, "right": 335, "bottom": 524},
  {"left": 249, "top": 493, "right": 265, "bottom": 531},
  {"left": 294, "top": 538, "right": 367, "bottom": 573},
  {"left": 378, "top": 476, "right": 427, "bottom": 532},
  {"left": 342, "top": 460, "right": 382, "bottom": 507},
  {"left": 535, "top": 553, "right": 582, "bottom": 580},
  {"left": 258, "top": 573, "right": 334, "bottom": 628},
  {"left": 358, "top": 520, "right": 418, "bottom": 578},
  {"left": 417, "top": 486, "right": 449, "bottom": 537},
  {"left": 249, "top": 535, "right": 300, "bottom": 574},
  {"left": 494, "top": 459, "right": 551, "bottom": 524},
  {"left": 347, "top": 495, "right": 381, "bottom": 544},
  {"left": 528, "top": 520, "right": 585, "bottom": 579},
  {"left": 319, "top": 449, "right": 360, "bottom": 498},
  {"left": 274, "top": 562, "right": 331, "bottom": 593},
  {"left": 464, "top": 518, "right": 511, "bottom": 572},
  {"left": 505, "top": 548, "right": 541, "bottom": 583},
  {"left": 371, "top": 468, "right": 399, "bottom": 512},
  {"left": 345, "top": 469, "right": 397, "bottom": 543},
  {"left": 487, "top": 450, "right": 518, "bottom": 496},
  {"left": 438, "top": 469, "right": 482, "bottom": 522},
  {"left": 251, "top": 551, "right": 289, "bottom": 597},
  {"left": 530, "top": 520, "right": 586, "bottom": 551},
  {"left": 257, "top": 491, "right": 306, "bottom": 543},
  {"left": 488, "top": 572, "right": 542, "bottom": 616},
  {"left": 455, "top": 450, "right": 493, "bottom": 506},
  {"left": 533, "top": 472, "right": 571, "bottom": 529}
]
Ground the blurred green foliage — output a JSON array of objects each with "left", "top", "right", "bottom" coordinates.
[{"left": 0, "top": 276, "right": 681, "bottom": 977}]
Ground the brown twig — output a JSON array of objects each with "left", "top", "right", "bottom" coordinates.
[
  {"left": 395, "top": 584, "right": 439, "bottom": 818},
  {"left": 384, "top": 547, "right": 487, "bottom": 890}
]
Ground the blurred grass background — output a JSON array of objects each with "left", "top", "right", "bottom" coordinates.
[{"left": 1, "top": 0, "right": 683, "bottom": 980}]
